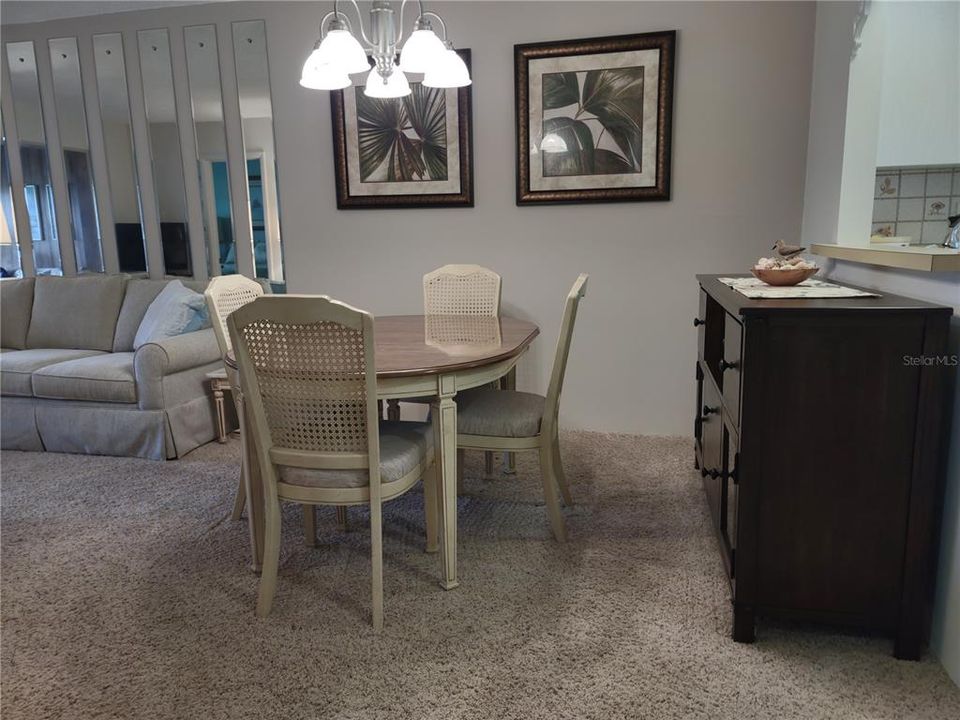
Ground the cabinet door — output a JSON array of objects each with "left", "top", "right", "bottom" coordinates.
[
  {"left": 722, "top": 314, "right": 743, "bottom": 425},
  {"left": 700, "top": 375, "right": 723, "bottom": 524},
  {"left": 721, "top": 427, "right": 739, "bottom": 578}
]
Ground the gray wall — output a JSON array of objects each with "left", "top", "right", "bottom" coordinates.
[
  {"left": 803, "top": 1, "right": 960, "bottom": 686},
  {"left": 2, "top": 0, "right": 818, "bottom": 434}
]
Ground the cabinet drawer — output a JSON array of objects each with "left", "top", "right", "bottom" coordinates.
[
  {"left": 722, "top": 427, "right": 739, "bottom": 578},
  {"left": 722, "top": 313, "right": 743, "bottom": 425},
  {"left": 700, "top": 376, "right": 723, "bottom": 522}
]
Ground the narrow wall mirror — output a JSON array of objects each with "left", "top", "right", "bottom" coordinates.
[
  {"left": 5, "top": 41, "right": 61, "bottom": 275},
  {"left": 1, "top": 116, "right": 23, "bottom": 277},
  {"left": 92, "top": 33, "right": 147, "bottom": 273},
  {"left": 232, "top": 20, "right": 284, "bottom": 288},
  {"left": 137, "top": 28, "right": 191, "bottom": 277},
  {"left": 49, "top": 37, "right": 104, "bottom": 273},
  {"left": 184, "top": 24, "right": 233, "bottom": 277}
]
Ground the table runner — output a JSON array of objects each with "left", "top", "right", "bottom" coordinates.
[{"left": 718, "top": 277, "right": 881, "bottom": 299}]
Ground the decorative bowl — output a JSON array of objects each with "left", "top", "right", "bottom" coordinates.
[{"left": 751, "top": 267, "right": 818, "bottom": 286}]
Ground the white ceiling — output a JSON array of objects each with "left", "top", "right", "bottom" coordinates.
[{"left": 1, "top": 1, "right": 211, "bottom": 25}]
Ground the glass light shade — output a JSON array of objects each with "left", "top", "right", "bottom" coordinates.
[
  {"left": 363, "top": 66, "right": 411, "bottom": 98},
  {"left": 300, "top": 59, "right": 351, "bottom": 90},
  {"left": 422, "top": 48, "right": 471, "bottom": 88},
  {"left": 399, "top": 29, "right": 446, "bottom": 73},
  {"left": 539, "top": 133, "right": 568, "bottom": 153},
  {"left": 316, "top": 29, "right": 371, "bottom": 74}
]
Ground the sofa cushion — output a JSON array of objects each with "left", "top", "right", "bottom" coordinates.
[
  {"left": 0, "top": 348, "right": 105, "bottom": 397},
  {"left": 32, "top": 352, "right": 137, "bottom": 404},
  {"left": 0, "top": 278, "right": 35, "bottom": 350},
  {"left": 134, "top": 281, "right": 207, "bottom": 350},
  {"left": 114, "top": 278, "right": 209, "bottom": 352},
  {"left": 26, "top": 276, "right": 127, "bottom": 351}
]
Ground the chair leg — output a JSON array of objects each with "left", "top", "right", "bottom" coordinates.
[
  {"left": 457, "top": 448, "right": 465, "bottom": 494},
  {"left": 256, "top": 497, "right": 282, "bottom": 618},
  {"left": 551, "top": 436, "right": 574, "bottom": 507},
  {"left": 302, "top": 505, "right": 317, "bottom": 547},
  {"left": 336, "top": 506, "right": 349, "bottom": 531},
  {"left": 484, "top": 451, "right": 495, "bottom": 479},
  {"left": 538, "top": 445, "right": 567, "bottom": 543},
  {"left": 387, "top": 399, "right": 401, "bottom": 421},
  {"left": 370, "top": 498, "right": 384, "bottom": 632},
  {"left": 230, "top": 472, "right": 246, "bottom": 521},
  {"left": 423, "top": 462, "right": 439, "bottom": 553}
]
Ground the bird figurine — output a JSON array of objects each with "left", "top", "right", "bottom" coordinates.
[{"left": 772, "top": 239, "right": 806, "bottom": 260}]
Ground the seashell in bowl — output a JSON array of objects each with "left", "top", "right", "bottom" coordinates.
[{"left": 751, "top": 267, "right": 818, "bottom": 286}]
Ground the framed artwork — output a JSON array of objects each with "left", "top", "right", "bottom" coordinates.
[
  {"left": 514, "top": 31, "right": 676, "bottom": 205},
  {"left": 330, "top": 50, "right": 473, "bottom": 209}
]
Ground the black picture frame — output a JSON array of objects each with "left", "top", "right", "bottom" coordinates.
[
  {"left": 330, "top": 49, "right": 474, "bottom": 209},
  {"left": 514, "top": 31, "right": 676, "bottom": 205}
]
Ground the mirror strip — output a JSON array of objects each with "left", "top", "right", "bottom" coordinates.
[
  {"left": 0, "top": 70, "right": 36, "bottom": 277},
  {"left": 34, "top": 37, "right": 79, "bottom": 275}
]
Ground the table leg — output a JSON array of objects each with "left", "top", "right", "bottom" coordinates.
[
  {"left": 503, "top": 366, "right": 517, "bottom": 474},
  {"left": 432, "top": 388, "right": 459, "bottom": 590},
  {"left": 239, "top": 395, "right": 264, "bottom": 572},
  {"left": 211, "top": 380, "right": 227, "bottom": 444}
]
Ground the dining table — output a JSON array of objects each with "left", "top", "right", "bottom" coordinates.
[{"left": 225, "top": 314, "right": 540, "bottom": 591}]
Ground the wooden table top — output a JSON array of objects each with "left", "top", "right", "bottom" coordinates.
[{"left": 225, "top": 315, "right": 540, "bottom": 379}]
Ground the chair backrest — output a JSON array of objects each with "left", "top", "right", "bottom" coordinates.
[
  {"left": 228, "top": 295, "right": 380, "bottom": 487},
  {"left": 205, "top": 274, "right": 265, "bottom": 357},
  {"left": 422, "top": 264, "right": 501, "bottom": 316},
  {"left": 543, "top": 274, "right": 589, "bottom": 435}
]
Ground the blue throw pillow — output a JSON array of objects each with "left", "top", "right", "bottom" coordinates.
[{"left": 133, "top": 280, "right": 207, "bottom": 349}]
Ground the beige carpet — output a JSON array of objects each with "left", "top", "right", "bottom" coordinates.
[{"left": 1, "top": 432, "right": 958, "bottom": 719}]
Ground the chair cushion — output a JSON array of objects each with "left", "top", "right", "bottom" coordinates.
[
  {"left": 114, "top": 278, "right": 209, "bottom": 352},
  {"left": 279, "top": 421, "right": 433, "bottom": 489},
  {"left": 133, "top": 281, "right": 207, "bottom": 350},
  {"left": 26, "top": 276, "right": 127, "bottom": 351},
  {"left": 32, "top": 353, "right": 136, "bottom": 404},
  {"left": 456, "top": 389, "right": 545, "bottom": 438},
  {"left": 0, "top": 348, "right": 106, "bottom": 397},
  {"left": 0, "top": 278, "right": 35, "bottom": 350}
]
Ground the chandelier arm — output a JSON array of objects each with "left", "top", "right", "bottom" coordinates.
[
  {"left": 396, "top": 0, "right": 428, "bottom": 46},
  {"left": 420, "top": 11, "right": 448, "bottom": 42},
  {"left": 333, "top": 0, "right": 374, "bottom": 47}
]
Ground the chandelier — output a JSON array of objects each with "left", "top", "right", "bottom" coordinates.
[{"left": 300, "top": 0, "right": 471, "bottom": 98}]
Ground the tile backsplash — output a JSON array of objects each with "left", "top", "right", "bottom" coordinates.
[{"left": 872, "top": 166, "right": 960, "bottom": 244}]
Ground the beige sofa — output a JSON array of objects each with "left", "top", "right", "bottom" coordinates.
[{"left": 1, "top": 275, "right": 228, "bottom": 460}]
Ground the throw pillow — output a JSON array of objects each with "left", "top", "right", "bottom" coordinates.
[{"left": 133, "top": 280, "right": 207, "bottom": 349}]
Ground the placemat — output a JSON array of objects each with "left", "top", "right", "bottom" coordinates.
[{"left": 718, "top": 277, "right": 881, "bottom": 299}]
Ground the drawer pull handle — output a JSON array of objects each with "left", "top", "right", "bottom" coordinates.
[
  {"left": 708, "top": 469, "right": 720, "bottom": 479},
  {"left": 702, "top": 405, "right": 719, "bottom": 417},
  {"left": 720, "top": 359, "right": 739, "bottom": 372},
  {"left": 694, "top": 317, "right": 705, "bottom": 327}
]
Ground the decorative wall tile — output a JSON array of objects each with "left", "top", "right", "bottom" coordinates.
[
  {"left": 925, "top": 197, "right": 949, "bottom": 220},
  {"left": 925, "top": 172, "right": 952, "bottom": 196},
  {"left": 897, "top": 198, "right": 924, "bottom": 221},
  {"left": 876, "top": 174, "right": 899, "bottom": 198},
  {"left": 873, "top": 198, "right": 898, "bottom": 222},
  {"left": 899, "top": 172, "right": 927, "bottom": 197},
  {"left": 873, "top": 165, "right": 960, "bottom": 243},
  {"left": 896, "top": 221, "right": 922, "bottom": 240}
]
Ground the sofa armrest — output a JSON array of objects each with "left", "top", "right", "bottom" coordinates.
[{"left": 135, "top": 328, "right": 222, "bottom": 409}]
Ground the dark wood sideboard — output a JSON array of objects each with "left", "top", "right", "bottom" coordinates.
[{"left": 693, "top": 274, "right": 954, "bottom": 659}]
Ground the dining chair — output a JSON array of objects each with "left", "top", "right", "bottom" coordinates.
[
  {"left": 390, "top": 264, "right": 503, "bottom": 480},
  {"left": 455, "top": 274, "right": 588, "bottom": 542},
  {"left": 205, "top": 274, "right": 265, "bottom": 521},
  {"left": 228, "top": 295, "right": 438, "bottom": 629}
]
